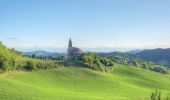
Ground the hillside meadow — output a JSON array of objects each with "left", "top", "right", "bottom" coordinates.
[{"left": 0, "top": 66, "right": 169, "bottom": 100}]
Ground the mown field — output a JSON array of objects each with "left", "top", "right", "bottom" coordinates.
[{"left": 0, "top": 66, "right": 169, "bottom": 100}]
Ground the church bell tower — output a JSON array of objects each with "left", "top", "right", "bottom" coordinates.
[
  {"left": 68, "top": 38, "right": 72, "bottom": 48},
  {"left": 67, "top": 38, "right": 72, "bottom": 63}
]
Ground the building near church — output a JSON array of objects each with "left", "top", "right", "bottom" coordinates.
[{"left": 67, "top": 38, "right": 82, "bottom": 61}]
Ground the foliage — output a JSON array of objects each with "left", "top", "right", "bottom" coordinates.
[
  {"left": 25, "top": 61, "right": 36, "bottom": 70},
  {"left": 25, "top": 54, "right": 65, "bottom": 61},
  {"left": 99, "top": 52, "right": 170, "bottom": 74},
  {"left": 0, "top": 43, "right": 17, "bottom": 71},
  {"left": 151, "top": 90, "right": 161, "bottom": 100},
  {"left": 77, "top": 52, "right": 114, "bottom": 72},
  {"left": 0, "top": 43, "right": 62, "bottom": 72},
  {"left": 150, "top": 90, "right": 170, "bottom": 100}
]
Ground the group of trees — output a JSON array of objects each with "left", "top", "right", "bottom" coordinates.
[
  {"left": 102, "top": 53, "right": 169, "bottom": 74},
  {"left": 76, "top": 52, "right": 114, "bottom": 72},
  {"left": 25, "top": 54, "right": 65, "bottom": 61},
  {"left": 73, "top": 52, "right": 170, "bottom": 74},
  {"left": 0, "top": 44, "right": 18, "bottom": 71},
  {"left": 23, "top": 60, "right": 61, "bottom": 71}
]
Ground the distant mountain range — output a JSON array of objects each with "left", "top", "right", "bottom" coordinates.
[
  {"left": 24, "top": 50, "right": 65, "bottom": 56},
  {"left": 127, "top": 49, "right": 143, "bottom": 54},
  {"left": 130, "top": 48, "right": 170, "bottom": 67},
  {"left": 98, "top": 48, "right": 170, "bottom": 67}
]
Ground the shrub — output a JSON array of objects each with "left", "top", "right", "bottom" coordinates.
[
  {"left": 151, "top": 90, "right": 161, "bottom": 100},
  {"left": 25, "top": 61, "right": 36, "bottom": 70},
  {"left": 150, "top": 90, "right": 170, "bottom": 100},
  {"left": 0, "top": 53, "right": 9, "bottom": 71}
]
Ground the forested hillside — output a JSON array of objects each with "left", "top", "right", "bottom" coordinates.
[
  {"left": 133, "top": 48, "right": 170, "bottom": 67},
  {"left": 96, "top": 52, "right": 169, "bottom": 74}
]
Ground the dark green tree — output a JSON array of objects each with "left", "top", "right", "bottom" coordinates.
[{"left": 32, "top": 54, "right": 36, "bottom": 58}]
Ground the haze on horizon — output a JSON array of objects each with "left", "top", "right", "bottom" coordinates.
[{"left": 0, "top": 0, "right": 170, "bottom": 52}]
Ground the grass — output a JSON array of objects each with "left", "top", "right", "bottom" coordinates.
[{"left": 0, "top": 66, "right": 169, "bottom": 100}]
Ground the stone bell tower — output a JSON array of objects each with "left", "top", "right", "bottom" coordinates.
[
  {"left": 68, "top": 38, "right": 72, "bottom": 48},
  {"left": 67, "top": 38, "right": 72, "bottom": 62}
]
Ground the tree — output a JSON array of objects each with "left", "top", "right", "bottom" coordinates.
[
  {"left": 133, "top": 60, "right": 140, "bottom": 67},
  {"left": 0, "top": 57, "right": 8, "bottom": 71},
  {"left": 32, "top": 54, "right": 36, "bottom": 58},
  {"left": 81, "top": 53, "right": 93, "bottom": 66},
  {"left": 0, "top": 52, "right": 9, "bottom": 71}
]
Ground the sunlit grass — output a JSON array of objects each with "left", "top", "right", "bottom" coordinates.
[{"left": 0, "top": 66, "right": 169, "bottom": 100}]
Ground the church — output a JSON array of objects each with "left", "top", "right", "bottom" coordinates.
[{"left": 67, "top": 38, "right": 82, "bottom": 61}]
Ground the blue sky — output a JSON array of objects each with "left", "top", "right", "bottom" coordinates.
[{"left": 0, "top": 0, "right": 170, "bottom": 52}]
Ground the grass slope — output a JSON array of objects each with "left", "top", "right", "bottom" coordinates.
[{"left": 0, "top": 66, "right": 169, "bottom": 100}]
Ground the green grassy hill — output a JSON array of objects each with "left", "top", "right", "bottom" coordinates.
[{"left": 0, "top": 66, "right": 169, "bottom": 100}]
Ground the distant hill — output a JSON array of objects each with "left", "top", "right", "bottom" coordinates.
[
  {"left": 97, "top": 51, "right": 125, "bottom": 57},
  {"left": 127, "top": 49, "right": 143, "bottom": 54},
  {"left": 24, "top": 50, "right": 65, "bottom": 56},
  {"left": 132, "top": 48, "right": 170, "bottom": 67}
]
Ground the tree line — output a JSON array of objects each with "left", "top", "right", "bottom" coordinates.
[{"left": 25, "top": 54, "right": 65, "bottom": 61}]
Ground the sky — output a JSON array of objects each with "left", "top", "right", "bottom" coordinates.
[{"left": 0, "top": 0, "right": 170, "bottom": 52}]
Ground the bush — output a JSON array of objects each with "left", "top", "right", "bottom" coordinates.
[
  {"left": 25, "top": 61, "right": 36, "bottom": 70},
  {"left": 151, "top": 90, "right": 161, "bottom": 100},
  {"left": 0, "top": 43, "right": 19, "bottom": 71},
  {"left": 33, "top": 60, "right": 59, "bottom": 70},
  {"left": 0, "top": 53, "right": 9, "bottom": 71}
]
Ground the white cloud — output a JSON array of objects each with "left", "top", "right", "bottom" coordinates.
[{"left": 1, "top": 35, "right": 170, "bottom": 52}]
